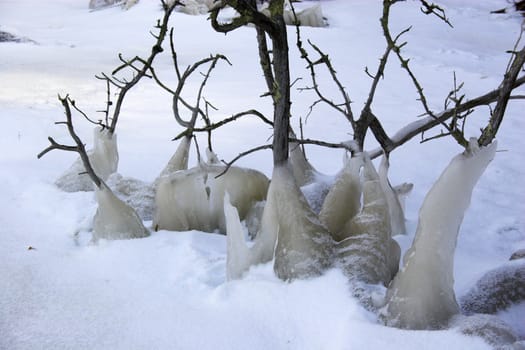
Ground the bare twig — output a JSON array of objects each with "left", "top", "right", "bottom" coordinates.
[{"left": 38, "top": 95, "right": 103, "bottom": 188}]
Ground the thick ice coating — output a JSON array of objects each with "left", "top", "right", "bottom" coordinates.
[
  {"left": 378, "top": 155, "right": 407, "bottom": 236},
  {"left": 336, "top": 155, "right": 400, "bottom": 286},
  {"left": 93, "top": 182, "right": 149, "bottom": 241},
  {"left": 224, "top": 193, "right": 278, "bottom": 280},
  {"left": 156, "top": 136, "right": 191, "bottom": 181},
  {"left": 319, "top": 153, "right": 363, "bottom": 241},
  {"left": 272, "top": 164, "right": 334, "bottom": 281},
  {"left": 55, "top": 128, "right": 119, "bottom": 192},
  {"left": 153, "top": 165, "right": 269, "bottom": 233},
  {"left": 382, "top": 140, "right": 497, "bottom": 330},
  {"left": 289, "top": 137, "right": 318, "bottom": 187}
]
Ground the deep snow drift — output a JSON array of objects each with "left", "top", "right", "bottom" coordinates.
[{"left": 1, "top": 0, "right": 524, "bottom": 349}]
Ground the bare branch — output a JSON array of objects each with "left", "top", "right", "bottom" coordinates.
[
  {"left": 38, "top": 95, "right": 103, "bottom": 188},
  {"left": 216, "top": 144, "right": 273, "bottom": 178}
]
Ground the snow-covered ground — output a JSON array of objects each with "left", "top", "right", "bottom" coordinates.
[{"left": 1, "top": 1, "right": 523, "bottom": 349}]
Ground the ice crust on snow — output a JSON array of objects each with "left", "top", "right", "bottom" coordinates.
[
  {"left": 55, "top": 128, "right": 118, "bottom": 192},
  {"left": 450, "top": 314, "right": 521, "bottom": 349},
  {"left": 383, "top": 140, "right": 498, "bottom": 330},
  {"left": 153, "top": 165, "right": 269, "bottom": 234},
  {"left": 460, "top": 262, "right": 525, "bottom": 315},
  {"left": 93, "top": 182, "right": 149, "bottom": 240}
]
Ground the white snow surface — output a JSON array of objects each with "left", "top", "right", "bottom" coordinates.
[{"left": 1, "top": 0, "right": 523, "bottom": 349}]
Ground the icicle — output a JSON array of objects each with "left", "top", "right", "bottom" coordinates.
[
  {"left": 378, "top": 155, "right": 407, "bottom": 236},
  {"left": 336, "top": 155, "right": 400, "bottom": 286},
  {"left": 382, "top": 140, "right": 498, "bottom": 330},
  {"left": 224, "top": 193, "right": 278, "bottom": 280},
  {"left": 93, "top": 182, "right": 149, "bottom": 241},
  {"left": 272, "top": 164, "right": 334, "bottom": 281},
  {"left": 55, "top": 128, "right": 119, "bottom": 192},
  {"left": 319, "top": 153, "right": 363, "bottom": 241},
  {"left": 153, "top": 165, "right": 269, "bottom": 233}
]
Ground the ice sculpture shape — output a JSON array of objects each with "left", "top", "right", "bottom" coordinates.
[
  {"left": 55, "top": 128, "right": 118, "bottom": 192},
  {"left": 289, "top": 138, "right": 318, "bottom": 187},
  {"left": 93, "top": 182, "right": 149, "bottom": 240},
  {"left": 378, "top": 155, "right": 407, "bottom": 236},
  {"left": 224, "top": 193, "right": 278, "bottom": 280},
  {"left": 336, "top": 156, "right": 400, "bottom": 286},
  {"left": 153, "top": 165, "right": 269, "bottom": 233},
  {"left": 319, "top": 154, "right": 363, "bottom": 241},
  {"left": 382, "top": 140, "right": 497, "bottom": 330},
  {"left": 272, "top": 164, "right": 334, "bottom": 281},
  {"left": 156, "top": 136, "right": 191, "bottom": 181}
]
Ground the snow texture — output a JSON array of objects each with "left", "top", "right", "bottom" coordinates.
[
  {"left": 55, "top": 128, "right": 119, "bottom": 192},
  {"left": 2, "top": 0, "right": 523, "bottom": 348},
  {"left": 460, "top": 262, "right": 525, "bottom": 315},
  {"left": 450, "top": 314, "right": 520, "bottom": 349},
  {"left": 93, "top": 182, "right": 150, "bottom": 240},
  {"left": 153, "top": 165, "right": 269, "bottom": 233},
  {"left": 106, "top": 173, "right": 155, "bottom": 221},
  {"left": 379, "top": 155, "right": 407, "bottom": 236},
  {"left": 336, "top": 155, "right": 400, "bottom": 286},
  {"left": 272, "top": 164, "right": 334, "bottom": 281},
  {"left": 383, "top": 140, "right": 498, "bottom": 330}
]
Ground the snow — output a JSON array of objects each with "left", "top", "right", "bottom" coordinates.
[{"left": 0, "top": 0, "right": 523, "bottom": 349}]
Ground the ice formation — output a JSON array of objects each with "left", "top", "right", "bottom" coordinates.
[
  {"left": 156, "top": 136, "right": 191, "bottom": 181},
  {"left": 336, "top": 155, "right": 400, "bottom": 286},
  {"left": 272, "top": 164, "right": 334, "bottom": 281},
  {"left": 55, "top": 128, "right": 118, "bottom": 192},
  {"left": 460, "top": 262, "right": 525, "bottom": 315},
  {"left": 106, "top": 173, "right": 155, "bottom": 221},
  {"left": 289, "top": 137, "right": 318, "bottom": 187},
  {"left": 224, "top": 193, "right": 278, "bottom": 280},
  {"left": 378, "top": 155, "right": 407, "bottom": 236},
  {"left": 319, "top": 153, "right": 363, "bottom": 241},
  {"left": 382, "top": 140, "right": 498, "bottom": 330},
  {"left": 93, "top": 182, "right": 149, "bottom": 241},
  {"left": 153, "top": 165, "right": 269, "bottom": 233}
]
